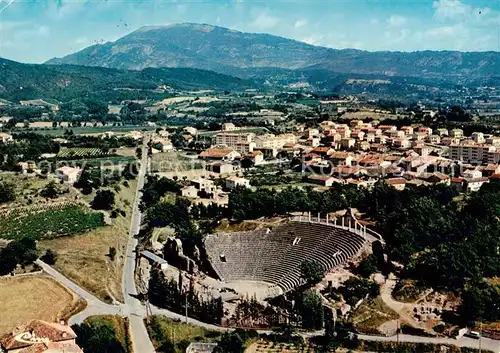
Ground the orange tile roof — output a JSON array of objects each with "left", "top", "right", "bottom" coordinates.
[
  {"left": 199, "top": 148, "right": 236, "bottom": 158},
  {"left": 0, "top": 320, "right": 77, "bottom": 351},
  {"left": 386, "top": 177, "right": 406, "bottom": 185}
]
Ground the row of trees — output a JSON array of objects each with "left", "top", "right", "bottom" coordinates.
[{"left": 148, "top": 268, "right": 224, "bottom": 324}]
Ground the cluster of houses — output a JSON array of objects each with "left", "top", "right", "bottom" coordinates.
[{"left": 194, "top": 119, "right": 500, "bottom": 193}]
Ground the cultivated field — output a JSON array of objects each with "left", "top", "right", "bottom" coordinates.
[
  {"left": 0, "top": 275, "right": 83, "bottom": 335},
  {"left": 39, "top": 179, "right": 137, "bottom": 303},
  {"left": 57, "top": 147, "right": 107, "bottom": 158},
  {"left": 0, "top": 203, "right": 105, "bottom": 240}
]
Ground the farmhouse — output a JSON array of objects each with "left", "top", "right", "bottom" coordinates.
[
  {"left": 206, "top": 162, "right": 234, "bottom": 174},
  {"left": 0, "top": 320, "right": 83, "bottom": 353},
  {"left": 199, "top": 147, "right": 241, "bottom": 161},
  {"left": 307, "top": 175, "right": 342, "bottom": 187},
  {"left": 55, "top": 166, "right": 82, "bottom": 184},
  {"left": 225, "top": 176, "right": 250, "bottom": 190}
]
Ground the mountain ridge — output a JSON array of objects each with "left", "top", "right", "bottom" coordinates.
[
  {"left": 0, "top": 57, "right": 257, "bottom": 102},
  {"left": 45, "top": 22, "right": 500, "bottom": 80}
]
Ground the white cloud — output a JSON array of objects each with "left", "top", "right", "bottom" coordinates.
[
  {"left": 387, "top": 15, "right": 407, "bottom": 27},
  {"left": 425, "top": 25, "right": 462, "bottom": 38},
  {"left": 249, "top": 11, "right": 279, "bottom": 30},
  {"left": 433, "top": 0, "right": 468, "bottom": 20},
  {"left": 370, "top": 18, "right": 379, "bottom": 25},
  {"left": 294, "top": 19, "right": 307, "bottom": 29}
]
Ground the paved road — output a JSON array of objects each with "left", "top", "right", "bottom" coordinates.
[
  {"left": 36, "top": 134, "right": 500, "bottom": 353},
  {"left": 122, "top": 134, "right": 156, "bottom": 353},
  {"left": 38, "top": 258, "right": 500, "bottom": 353},
  {"left": 35, "top": 259, "right": 123, "bottom": 325},
  {"left": 358, "top": 333, "right": 500, "bottom": 352}
]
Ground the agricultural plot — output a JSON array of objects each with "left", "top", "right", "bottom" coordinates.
[
  {"left": 0, "top": 275, "right": 82, "bottom": 335},
  {"left": 39, "top": 179, "right": 137, "bottom": 303},
  {"left": 151, "top": 151, "right": 204, "bottom": 173},
  {"left": 57, "top": 147, "right": 108, "bottom": 158},
  {"left": 0, "top": 204, "right": 105, "bottom": 240}
]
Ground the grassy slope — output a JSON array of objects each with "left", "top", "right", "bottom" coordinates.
[{"left": 146, "top": 316, "right": 220, "bottom": 353}]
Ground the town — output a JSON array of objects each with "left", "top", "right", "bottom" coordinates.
[
  {"left": 1, "top": 3, "right": 500, "bottom": 352},
  {"left": 1, "top": 85, "right": 500, "bottom": 353}
]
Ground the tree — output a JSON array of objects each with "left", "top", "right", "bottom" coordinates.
[
  {"left": 73, "top": 320, "right": 125, "bottom": 353},
  {"left": 299, "top": 259, "right": 324, "bottom": 285},
  {"left": 41, "top": 249, "right": 57, "bottom": 265},
  {"left": 40, "top": 181, "right": 60, "bottom": 199},
  {"left": 240, "top": 157, "right": 254, "bottom": 169},
  {"left": 357, "top": 254, "right": 378, "bottom": 278},
  {"left": 91, "top": 190, "right": 115, "bottom": 210},
  {"left": 0, "top": 237, "right": 38, "bottom": 274},
  {"left": 0, "top": 182, "right": 16, "bottom": 203},
  {"left": 214, "top": 332, "right": 244, "bottom": 353},
  {"left": 0, "top": 248, "right": 18, "bottom": 275},
  {"left": 122, "top": 162, "right": 138, "bottom": 180},
  {"left": 109, "top": 247, "right": 117, "bottom": 261},
  {"left": 296, "top": 290, "right": 324, "bottom": 330}
]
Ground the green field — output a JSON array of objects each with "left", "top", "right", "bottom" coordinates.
[{"left": 0, "top": 205, "right": 105, "bottom": 240}]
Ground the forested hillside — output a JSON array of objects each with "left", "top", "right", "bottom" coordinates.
[{"left": 0, "top": 58, "right": 256, "bottom": 102}]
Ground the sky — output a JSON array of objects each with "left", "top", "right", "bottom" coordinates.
[{"left": 0, "top": 0, "right": 499, "bottom": 63}]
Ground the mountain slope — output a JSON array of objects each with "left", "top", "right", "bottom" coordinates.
[
  {"left": 0, "top": 58, "right": 256, "bottom": 101},
  {"left": 47, "top": 23, "right": 328, "bottom": 73},
  {"left": 46, "top": 23, "right": 500, "bottom": 80}
]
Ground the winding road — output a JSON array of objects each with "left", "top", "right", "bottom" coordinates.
[{"left": 35, "top": 134, "right": 500, "bottom": 353}]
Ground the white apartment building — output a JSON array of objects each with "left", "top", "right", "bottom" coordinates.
[
  {"left": 486, "top": 136, "right": 500, "bottom": 146},
  {"left": 216, "top": 132, "right": 254, "bottom": 145},
  {"left": 253, "top": 134, "right": 296, "bottom": 150},
  {"left": 449, "top": 129, "right": 464, "bottom": 138},
  {"left": 450, "top": 144, "right": 496, "bottom": 163},
  {"left": 215, "top": 133, "right": 256, "bottom": 154},
  {"left": 222, "top": 123, "right": 237, "bottom": 131},
  {"left": 471, "top": 132, "right": 485, "bottom": 144}
]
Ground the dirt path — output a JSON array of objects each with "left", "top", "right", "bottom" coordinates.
[{"left": 380, "top": 277, "right": 434, "bottom": 334}]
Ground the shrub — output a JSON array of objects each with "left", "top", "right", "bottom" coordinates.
[
  {"left": 109, "top": 247, "right": 117, "bottom": 261},
  {"left": 41, "top": 249, "right": 57, "bottom": 265}
]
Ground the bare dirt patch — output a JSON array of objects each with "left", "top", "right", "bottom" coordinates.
[{"left": 0, "top": 275, "right": 81, "bottom": 335}]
